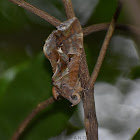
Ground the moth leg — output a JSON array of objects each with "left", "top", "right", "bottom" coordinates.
[
  {"left": 75, "top": 79, "right": 83, "bottom": 92},
  {"left": 52, "top": 86, "right": 59, "bottom": 99}
]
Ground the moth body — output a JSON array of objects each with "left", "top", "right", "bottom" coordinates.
[{"left": 43, "top": 17, "right": 83, "bottom": 106}]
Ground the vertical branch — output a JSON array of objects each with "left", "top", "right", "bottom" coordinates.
[
  {"left": 79, "top": 48, "right": 98, "bottom": 140},
  {"left": 80, "top": 1, "right": 122, "bottom": 140},
  {"left": 61, "top": 0, "right": 75, "bottom": 19},
  {"left": 88, "top": 1, "right": 122, "bottom": 88},
  {"left": 8, "top": 1, "right": 123, "bottom": 140}
]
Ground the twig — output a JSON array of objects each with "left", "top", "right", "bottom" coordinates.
[
  {"left": 83, "top": 23, "right": 140, "bottom": 58},
  {"left": 83, "top": 23, "right": 140, "bottom": 36},
  {"left": 8, "top": 1, "right": 123, "bottom": 140},
  {"left": 79, "top": 48, "right": 98, "bottom": 140},
  {"left": 88, "top": 1, "right": 122, "bottom": 88},
  {"left": 61, "top": 0, "right": 75, "bottom": 19},
  {"left": 80, "top": 2, "right": 122, "bottom": 139},
  {"left": 11, "top": 97, "right": 57, "bottom": 140},
  {"left": 83, "top": 23, "right": 109, "bottom": 36},
  {"left": 9, "top": 0, "right": 61, "bottom": 27}
]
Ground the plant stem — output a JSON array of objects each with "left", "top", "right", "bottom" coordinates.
[
  {"left": 83, "top": 23, "right": 140, "bottom": 36},
  {"left": 61, "top": 0, "right": 75, "bottom": 19},
  {"left": 11, "top": 97, "right": 56, "bottom": 140},
  {"left": 79, "top": 48, "right": 98, "bottom": 140},
  {"left": 88, "top": 1, "right": 122, "bottom": 88},
  {"left": 9, "top": 0, "right": 61, "bottom": 27}
]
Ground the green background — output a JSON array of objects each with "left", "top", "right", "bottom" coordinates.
[{"left": 0, "top": 0, "right": 140, "bottom": 139}]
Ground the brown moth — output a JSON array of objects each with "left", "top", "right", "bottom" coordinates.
[{"left": 43, "top": 17, "right": 83, "bottom": 106}]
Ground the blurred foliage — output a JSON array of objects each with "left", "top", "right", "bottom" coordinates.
[
  {"left": 132, "top": 129, "right": 140, "bottom": 140},
  {"left": 129, "top": 66, "right": 140, "bottom": 80},
  {"left": 0, "top": 0, "right": 140, "bottom": 139},
  {"left": 0, "top": 0, "right": 27, "bottom": 32},
  {"left": 0, "top": 53, "right": 76, "bottom": 140}
]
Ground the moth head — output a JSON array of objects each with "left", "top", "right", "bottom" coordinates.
[{"left": 69, "top": 93, "right": 81, "bottom": 106}]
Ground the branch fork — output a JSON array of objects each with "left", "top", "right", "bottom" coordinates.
[{"left": 8, "top": 0, "right": 122, "bottom": 140}]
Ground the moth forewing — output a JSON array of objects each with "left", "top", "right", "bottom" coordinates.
[{"left": 43, "top": 17, "right": 83, "bottom": 105}]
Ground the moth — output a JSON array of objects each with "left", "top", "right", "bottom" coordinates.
[{"left": 43, "top": 17, "right": 83, "bottom": 106}]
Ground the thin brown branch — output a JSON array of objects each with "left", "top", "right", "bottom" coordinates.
[
  {"left": 9, "top": 0, "right": 61, "bottom": 27},
  {"left": 82, "top": 88, "right": 98, "bottom": 140},
  {"left": 83, "top": 23, "right": 140, "bottom": 36},
  {"left": 80, "top": 3, "right": 123, "bottom": 139},
  {"left": 83, "top": 23, "right": 109, "bottom": 36},
  {"left": 79, "top": 47, "right": 98, "bottom": 140},
  {"left": 83, "top": 23, "right": 140, "bottom": 58},
  {"left": 88, "top": 1, "right": 122, "bottom": 88},
  {"left": 61, "top": 0, "right": 75, "bottom": 19},
  {"left": 11, "top": 97, "right": 57, "bottom": 140}
]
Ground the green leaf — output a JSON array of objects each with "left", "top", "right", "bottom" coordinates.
[
  {"left": 0, "top": 53, "right": 75, "bottom": 140},
  {"left": 0, "top": 46, "right": 30, "bottom": 75},
  {"left": 0, "top": 0, "right": 27, "bottom": 31},
  {"left": 86, "top": 0, "right": 130, "bottom": 26},
  {"left": 0, "top": 62, "right": 28, "bottom": 101},
  {"left": 88, "top": 0, "right": 117, "bottom": 24},
  {"left": 132, "top": 128, "right": 140, "bottom": 140},
  {"left": 128, "top": 66, "right": 140, "bottom": 80}
]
